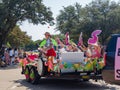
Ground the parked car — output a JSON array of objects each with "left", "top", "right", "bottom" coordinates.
[{"left": 102, "top": 34, "right": 120, "bottom": 84}]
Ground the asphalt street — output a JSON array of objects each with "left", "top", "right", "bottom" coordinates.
[{"left": 0, "top": 65, "right": 120, "bottom": 90}]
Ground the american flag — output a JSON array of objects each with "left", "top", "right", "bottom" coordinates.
[{"left": 78, "top": 32, "right": 83, "bottom": 46}]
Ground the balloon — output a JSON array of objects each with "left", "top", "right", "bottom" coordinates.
[{"left": 88, "top": 30, "right": 102, "bottom": 45}]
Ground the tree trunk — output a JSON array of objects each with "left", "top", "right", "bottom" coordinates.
[
  {"left": 0, "top": 28, "right": 13, "bottom": 56},
  {"left": 0, "top": 34, "right": 5, "bottom": 57}
]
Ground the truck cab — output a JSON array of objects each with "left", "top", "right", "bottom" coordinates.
[{"left": 102, "top": 34, "right": 120, "bottom": 84}]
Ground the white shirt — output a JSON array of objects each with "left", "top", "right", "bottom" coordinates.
[
  {"left": 9, "top": 50, "right": 14, "bottom": 56},
  {"left": 14, "top": 50, "right": 18, "bottom": 57}
]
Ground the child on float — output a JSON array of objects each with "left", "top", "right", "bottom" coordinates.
[
  {"left": 45, "top": 43, "right": 56, "bottom": 72},
  {"left": 39, "top": 32, "right": 57, "bottom": 72}
]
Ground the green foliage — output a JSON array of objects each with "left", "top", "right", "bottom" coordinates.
[
  {"left": 25, "top": 40, "right": 41, "bottom": 51},
  {"left": 56, "top": 0, "right": 120, "bottom": 44},
  {"left": 6, "top": 26, "right": 31, "bottom": 48},
  {"left": 0, "top": 0, "right": 54, "bottom": 52}
]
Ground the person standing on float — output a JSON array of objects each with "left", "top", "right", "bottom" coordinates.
[{"left": 39, "top": 32, "right": 57, "bottom": 72}]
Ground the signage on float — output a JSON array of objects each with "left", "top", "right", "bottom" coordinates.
[{"left": 115, "top": 37, "right": 120, "bottom": 80}]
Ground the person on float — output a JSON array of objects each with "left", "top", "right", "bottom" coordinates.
[{"left": 38, "top": 32, "right": 57, "bottom": 72}]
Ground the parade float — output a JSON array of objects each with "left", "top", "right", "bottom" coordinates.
[{"left": 20, "top": 30, "right": 105, "bottom": 84}]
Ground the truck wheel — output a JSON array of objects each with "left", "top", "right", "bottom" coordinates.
[
  {"left": 24, "top": 66, "right": 30, "bottom": 82},
  {"left": 30, "top": 66, "right": 40, "bottom": 84},
  {"left": 83, "top": 79, "right": 89, "bottom": 81}
]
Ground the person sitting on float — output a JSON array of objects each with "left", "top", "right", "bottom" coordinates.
[{"left": 90, "top": 43, "right": 101, "bottom": 59}]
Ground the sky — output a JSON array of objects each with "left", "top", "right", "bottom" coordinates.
[{"left": 19, "top": 0, "right": 120, "bottom": 41}]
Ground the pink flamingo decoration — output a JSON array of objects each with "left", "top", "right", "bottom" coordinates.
[
  {"left": 78, "top": 32, "right": 83, "bottom": 46},
  {"left": 65, "top": 32, "right": 70, "bottom": 45},
  {"left": 88, "top": 30, "right": 102, "bottom": 45},
  {"left": 56, "top": 37, "right": 62, "bottom": 45}
]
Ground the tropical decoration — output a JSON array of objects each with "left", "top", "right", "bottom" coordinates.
[
  {"left": 19, "top": 59, "right": 24, "bottom": 67},
  {"left": 56, "top": 37, "right": 62, "bottom": 45},
  {"left": 30, "top": 71, "right": 35, "bottom": 80},
  {"left": 67, "top": 62, "right": 73, "bottom": 68},
  {"left": 54, "top": 64, "right": 59, "bottom": 71},
  {"left": 97, "top": 58, "right": 105, "bottom": 70},
  {"left": 84, "top": 61, "right": 94, "bottom": 71},
  {"left": 24, "top": 68, "right": 29, "bottom": 79},
  {"left": 53, "top": 58, "right": 104, "bottom": 72},
  {"left": 65, "top": 32, "right": 70, "bottom": 45},
  {"left": 78, "top": 32, "right": 83, "bottom": 46},
  {"left": 73, "top": 63, "right": 80, "bottom": 70},
  {"left": 45, "top": 57, "right": 54, "bottom": 72},
  {"left": 88, "top": 30, "right": 102, "bottom": 45},
  {"left": 59, "top": 64, "right": 64, "bottom": 69}
]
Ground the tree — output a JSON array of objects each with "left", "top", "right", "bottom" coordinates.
[
  {"left": 6, "top": 25, "right": 31, "bottom": 48},
  {"left": 84, "top": 0, "right": 120, "bottom": 44},
  {"left": 25, "top": 40, "right": 41, "bottom": 51},
  {"left": 56, "top": 0, "right": 120, "bottom": 44},
  {"left": 0, "top": 0, "right": 54, "bottom": 54},
  {"left": 56, "top": 3, "right": 83, "bottom": 42}
]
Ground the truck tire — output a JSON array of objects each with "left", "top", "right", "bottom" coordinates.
[
  {"left": 30, "top": 66, "right": 40, "bottom": 84},
  {"left": 24, "top": 66, "right": 30, "bottom": 82},
  {"left": 83, "top": 79, "right": 89, "bottom": 81}
]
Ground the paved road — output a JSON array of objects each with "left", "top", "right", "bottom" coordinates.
[{"left": 0, "top": 65, "right": 120, "bottom": 90}]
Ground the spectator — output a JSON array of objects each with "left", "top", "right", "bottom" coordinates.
[
  {"left": 4, "top": 49, "right": 10, "bottom": 65},
  {"left": 9, "top": 48, "right": 14, "bottom": 65},
  {"left": 14, "top": 48, "right": 18, "bottom": 64}
]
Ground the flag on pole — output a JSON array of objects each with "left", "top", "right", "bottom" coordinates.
[
  {"left": 65, "top": 32, "right": 70, "bottom": 45},
  {"left": 78, "top": 32, "right": 83, "bottom": 46}
]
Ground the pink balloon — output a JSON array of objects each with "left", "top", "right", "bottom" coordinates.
[{"left": 88, "top": 30, "right": 102, "bottom": 45}]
